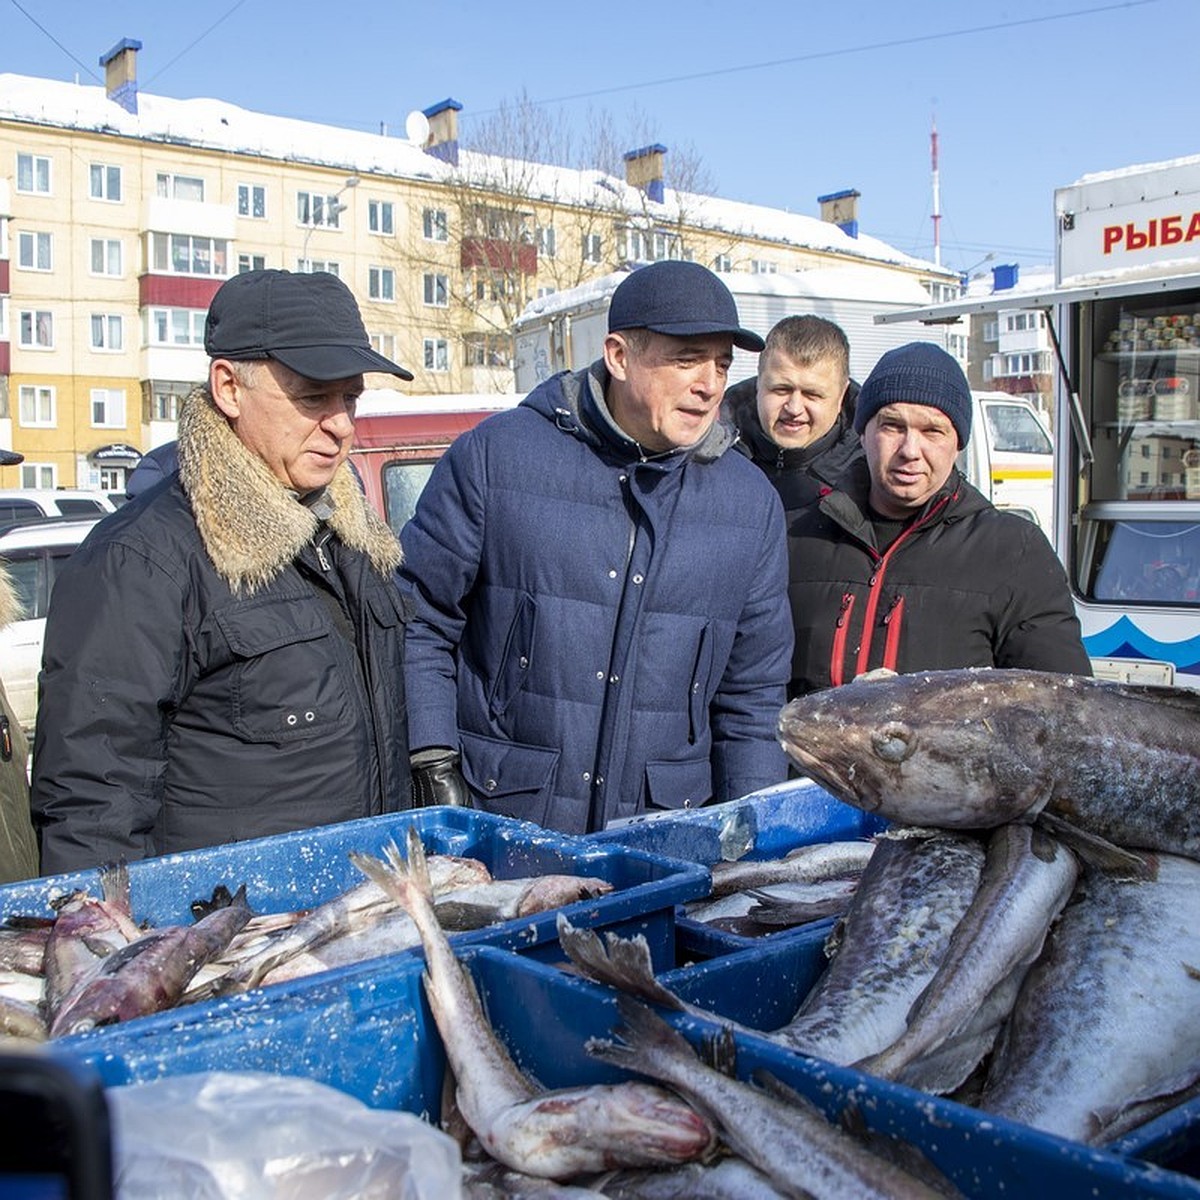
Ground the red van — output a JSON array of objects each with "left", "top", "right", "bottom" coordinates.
[{"left": 349, "top": 392, "right": 520, "bottom": 536}]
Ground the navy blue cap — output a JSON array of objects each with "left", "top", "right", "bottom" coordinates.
[
  {"left": 205, "top": 270, "right": 414, "bottom": 381},
  {"left": 854, "top": 342, "right": 973, "bottom": 448},
  {"left": 607, "top": 262, "right": 764, "bottom": 352},
  {"left": 0, "top": 449, "right": 22, "bottom": 467}
]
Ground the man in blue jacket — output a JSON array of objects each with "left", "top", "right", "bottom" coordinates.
[{"left": 401, "top": 261, "right": 793, "bottom": 834}]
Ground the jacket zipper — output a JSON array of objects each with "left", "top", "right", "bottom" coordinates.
[
  {"left": 847, "top": 494, "right": 951, "bottom": 682},
  {"left": 829, "top": 593, "right": 855, "bottom": 687},
  {"left": 882, "top": 595, "right": 905, "bottom": 670}
]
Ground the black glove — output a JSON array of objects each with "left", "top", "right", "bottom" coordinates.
[{"left": 410, "top": 747, "right": 472, "bottom": 809}]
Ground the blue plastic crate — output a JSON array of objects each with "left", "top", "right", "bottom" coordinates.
[
  {"left": 593, "top": 778, "right": 886, "bottom": 958},
  {"left": 51, "top": 943, "right": 1200, "bottom": 1198},
  {"left": 1111, "top": 1098, "right": 1200, "bottom": 1180},
  {"left": 5, "top": 808, "right": 708, "bottom": 1031}
]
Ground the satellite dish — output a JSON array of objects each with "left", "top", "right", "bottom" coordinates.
[{"left": 404, "top": 110, "right": 430, "bottom": 145}]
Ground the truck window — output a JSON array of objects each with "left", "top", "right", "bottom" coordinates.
[
  {"left": 381, "top": 461, "right": 436, "bottom": 536},
  {"left": 984, "top": 404, "right": 1052, "bottom": 455},
  {"left": 1072, "top": 290, "right": 1200, "bottom": 607}
]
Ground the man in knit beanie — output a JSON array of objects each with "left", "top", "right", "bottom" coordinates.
[{"left": 783, "top": 341, "right": 1090, "bottom": 696}]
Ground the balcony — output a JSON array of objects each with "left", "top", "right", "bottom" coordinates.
[{"left": 142, "top": 196, "right": 237, "bottom": 241}]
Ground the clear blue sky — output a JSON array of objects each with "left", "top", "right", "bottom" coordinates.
[{"left": 3, "top": 0, "right": 1195, "bottom": 275}]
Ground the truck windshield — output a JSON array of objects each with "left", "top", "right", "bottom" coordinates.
[{"left": 984, "top": 404, "right": 1052, "bottom": 455}]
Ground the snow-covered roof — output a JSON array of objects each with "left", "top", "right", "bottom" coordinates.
[{"left": 0, "top": 71, "right": 952, "bottom": 279}]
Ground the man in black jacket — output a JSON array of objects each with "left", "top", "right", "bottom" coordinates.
[
  {"left": 722, "top": 315, "right": 862, "bottom": 512},
  {"left": 787, "top": 341, "right": 1091, "bottom": 697},
  {"left": 32, "top": 271, "right": 416, "bottom": 873}
]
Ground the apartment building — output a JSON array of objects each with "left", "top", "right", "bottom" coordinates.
[{"left": 0, "top": 40, "right": 954, "bottom": 491}]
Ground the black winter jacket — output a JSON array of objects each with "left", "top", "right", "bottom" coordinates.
[
  {"left": 786, "top": 459, "right": 1092, "bottom": 696},
  {"left": 722, "top": 375, "right": 863, "bottom": 512},
  {"left": 31, "top": 389, "right": 412, "bottom": 874}
]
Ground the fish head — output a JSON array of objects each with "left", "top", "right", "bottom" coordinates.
[{"left": 778, "top": 668, "right": 1058, "bottom": 828}]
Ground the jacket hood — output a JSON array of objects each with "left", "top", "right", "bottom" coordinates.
[
  {"left": 522, "top": 364, "right": 736, "bottom": 464},
  {"left": 177, "top": 385, "right": 401, "bottom": 594}
]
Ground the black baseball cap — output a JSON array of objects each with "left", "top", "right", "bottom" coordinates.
[
  {"left": 204, "top": 269, "right": 414, "bottom": 381},
  {"left": 0, "top": 449, "right": 23, "bottom": 467},
  {"left": 607, "top": 261, "right": 764, "bottom": 352}
]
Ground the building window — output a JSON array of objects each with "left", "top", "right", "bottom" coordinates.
[
  {"left": 16, "top": 153, "right": 51, "bottom": 194},
  {"left": 750, "top": 259, "right": 778, "bottom": 275},
  {"left": 89, "top": 163, "right": 122, "bottom": 202},
  {"left": 423, "top": 208, "right": 448, "bottom": 242},
  {"left": 147, "top": 382, "right": 190, "bottom": 421},
  {"left": 20, "top": 463, "right": 55, "bottom": 489},
  {"left": 537, "top": 286, "right": 556, "bottom": 299},
  {"left": 983, "top": 320, "right": 999, "bottom": 342},
  {"left": 90, "top": 314, "right": 124, "bottom": 352},
  {"left": 90, "top": 238, "right": 123, "bottom": 276},
  {"left": 18, "top": 310, "right": 53, "bottom": 349},
  {"left": 156, "top": 172, "right": 204, "bottom": 201},
  {"left": 423, "top": 338, "right": 449, "bottom": 372},
  {"left": 237, "top": 183, "right": 267, "bottom": 219},
  {"left": 237, "top": 253, "right": 266, "bottom": 274},
  {"left": 151, "top": 232, "right": 229, "bottom": 277},
  {"left": 91, "top": 388, "right": 126, "bottom": 428},
  {"left": 713, "top": 253, "right": 732, "bottom": 273},
  {"left": 148, "top": 308, "right": 206, "bottom": 346},
  {"left": 295, "top": 258, "right": 339, "bottom": 276},
  {"left": 296, "top": 190, "right": 344, "bottom": 228},
  {"left": 368, "top": 200, "right": 394, "bottom": 235},
  {"left": 582, "top": 233, "right": 602, "bottom": 264},
  {"left": 464, "top": 332, "right": 512, "bottom": 368},
  {"left": 618, "top": 225, "right": 683, "bottom": 263},
  {"left": 471, "top": 270, "right": 515, "bottom": 303},
  {"left": 18, "top": 385, "right": 55, "bottom": 427},
  {"left": 370, "top": 333, "right": 396, "bottom": 359},
  {"left": 536, "top": 225, "right": 556, "bottom": 259},
  {"left": 17, "top": 230, "right": 52, "bottom": 271},
  {"left": 423, "top": 273, "right": 449, "bottom": 307},
  {"left": 368, "top": 266, "right": 395, "bottom": 301}
]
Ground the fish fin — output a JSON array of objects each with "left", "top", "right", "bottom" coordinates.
[
  {"left": 589, "top": 993, "right": 697, "bottom": 1065},
  {"left": 80, "top": 935, "right": 119, "bottom": 959},
  {"left": 99, "top": 861, "right": 131, "bottom": 911},
  {"left": 698, "top": 1027, "right": 738, "bottom": 1077},
  {"left": 350, "top": 832, "right": 432, "bottom": 917},
  {"left": 556, "top": 915, "right": 685, "bottom": 1011},
  {"left": 1034, "top": 813, "right": 1156, "bottom": 880},
  {"left": 190, "top": 884, "right": 234, "bottom": 919},
  {"left": 1094, "top": 1062, "right": 1200, "bottom": 1144}
]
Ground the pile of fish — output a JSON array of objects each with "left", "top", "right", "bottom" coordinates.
[
  {"left": 614, "top": 665, "right": 1200, "bottom": 1149},
  {"left": 0, "top": 852, "right": 613, "bottom": 1041},
  {"left": 353, "top": 828, "right": 961, "bottom": 1199}
]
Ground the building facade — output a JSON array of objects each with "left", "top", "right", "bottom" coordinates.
[{"left": 0, "top": 42, "right": 955, "bottom": 491}]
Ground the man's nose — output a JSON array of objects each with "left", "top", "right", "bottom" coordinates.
[
  {"left": 694, "top": 360, "right": 723, "bottom": 397},
  {"left": 322, "top": 403, "right": 356, "bottom": 437}
]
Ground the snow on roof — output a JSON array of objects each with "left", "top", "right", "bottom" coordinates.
[
  {"left": 0, "top": 71, "right": 949, "bottom": 277},
  {"left": 1070, "top": 153, "right": 1200, "bottom": 187}
]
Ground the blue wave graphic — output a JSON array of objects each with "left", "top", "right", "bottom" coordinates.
[{"left": 1084, "top": 615, "right": 1200, "bottom": 678}]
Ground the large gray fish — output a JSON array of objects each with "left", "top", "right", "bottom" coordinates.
[
  {"left": 975, "top": 851, "right": 1200, "bottom": 1143},
  {"left": 777, "top": 668, "right": 1200, "bottom": 859},
  {"left": 706, "top": 841, "right": 876, "bottom": 899},
  {"left": 49, "top": 885, "right": 252, "bottom": 1037},
  {"left": 351, "top": 831, "right": 716, "bottom": 1180},
  {"left": 855, "top": 823, "right": 1078, "bottom": 1093},
  {"left": 684, "top": 878, "right": 860, "bottom": 929},
  {"left": 588, "top": 997, "right": 951, "bottom": 1200},
  {"left": 778, "top": 830, "right": 985, "bottom": 1065}
]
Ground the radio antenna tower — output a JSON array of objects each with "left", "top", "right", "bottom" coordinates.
[{"left": 930, "top": 113, "right": 942, "bottom": 267}]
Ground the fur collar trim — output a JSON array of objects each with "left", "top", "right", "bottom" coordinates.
[
  {"left": 0, "top": 564, "right": 18, "bottom": 630},
  {"left": 177, "top": 385, "right": 401, "bottom": 595}
]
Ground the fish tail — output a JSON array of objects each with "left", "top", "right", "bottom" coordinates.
[
  {"left": 99, "top": 861, "right": 131, "bottom": 913},
  {"left": 589, "top": 995, "right": 697, "bottom": 1076},
  {"left": 350, "top": 827, "right": 435, "bottom": 919},
  {"left": 557, "top": 915, "right": 686, "bottom": 1011}
]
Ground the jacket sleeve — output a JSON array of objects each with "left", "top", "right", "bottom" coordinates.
[
  {"left": 995, "top": 520, "right": 1094, "bottom": 676},
  {"left": 709, "top": 492, "right": 794, "bottom": 801},
  {"left": 31, "top": 539, "right": 187, "bottom": 874},
  {"left": 399, "top": 435, "right": 486, "bottom": 753}
]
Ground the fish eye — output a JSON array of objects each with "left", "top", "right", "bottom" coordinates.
[{"left": 871, "top": 721, "right": 914, "bottom": 763}]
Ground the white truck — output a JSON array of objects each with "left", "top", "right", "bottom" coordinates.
[
  {"left": 514, "top": 266, "right": 1053, "bottom": 530},
  {"left": 882, "top": 154, "right": 1200, "bottom": 690}
]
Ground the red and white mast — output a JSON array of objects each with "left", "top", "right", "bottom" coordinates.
[{"left": 931, "top": 114, "right": 942, "bottom": 268}]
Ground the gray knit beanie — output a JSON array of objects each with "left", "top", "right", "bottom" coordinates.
[{"left": 853, "top": 342, "right": 972, "bottom": 448}]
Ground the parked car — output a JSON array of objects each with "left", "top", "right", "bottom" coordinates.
[
  {"left": 0, "top": 517, "right": 102, "bottom": 734},
  {"left": 0, "top": 489, "right": 116, "bottom": 526}
]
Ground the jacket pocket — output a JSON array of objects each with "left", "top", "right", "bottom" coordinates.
[
  {"left": 488, "top": 593, "right": 537, "bottom": 719},
  {"left": 461, "top": 729, "right": 558, "bottom": 825},
  {"left": 688, "top": 621, "right": 716, "bottom": 743},
  {"left": 215, "top": 597, "right": 355, "bottom": 743},
  {"left": 644, "top": 757, "right": 713, "bottom": 812}
]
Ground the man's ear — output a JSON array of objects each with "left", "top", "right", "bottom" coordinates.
[
  {"left": 603, "top": 333, "right": 631, "bottom": 382},
  {"left": 209, "top": 359, "right": 242, "bottom": 420}
]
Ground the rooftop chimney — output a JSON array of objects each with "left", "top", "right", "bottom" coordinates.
[
  {"left": 100, "top": 38, "right": 142, "bottom": 115},
  {"left": 817, "top": 189, "right": 861, "bottom": 239},
  {"left": 624, "top": 144, "right": 667, "bottom": 204},
  {"left": 423, "top": 98, "right": 462, "bottom": 166}
]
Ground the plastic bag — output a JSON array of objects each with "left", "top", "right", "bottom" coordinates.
[{"left": 107, "top": 1070, "right": 461, "bottom": 1199}]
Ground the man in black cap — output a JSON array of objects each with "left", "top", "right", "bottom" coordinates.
[
  {"left": 400, "top": 260, "right": 794, "bottom": 833},
  {"left": 786, "top": 341, "right": 1090, "bottom": 696},
  {"left": 32, "top": 271, "right": 416, "bottom": 872}
]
